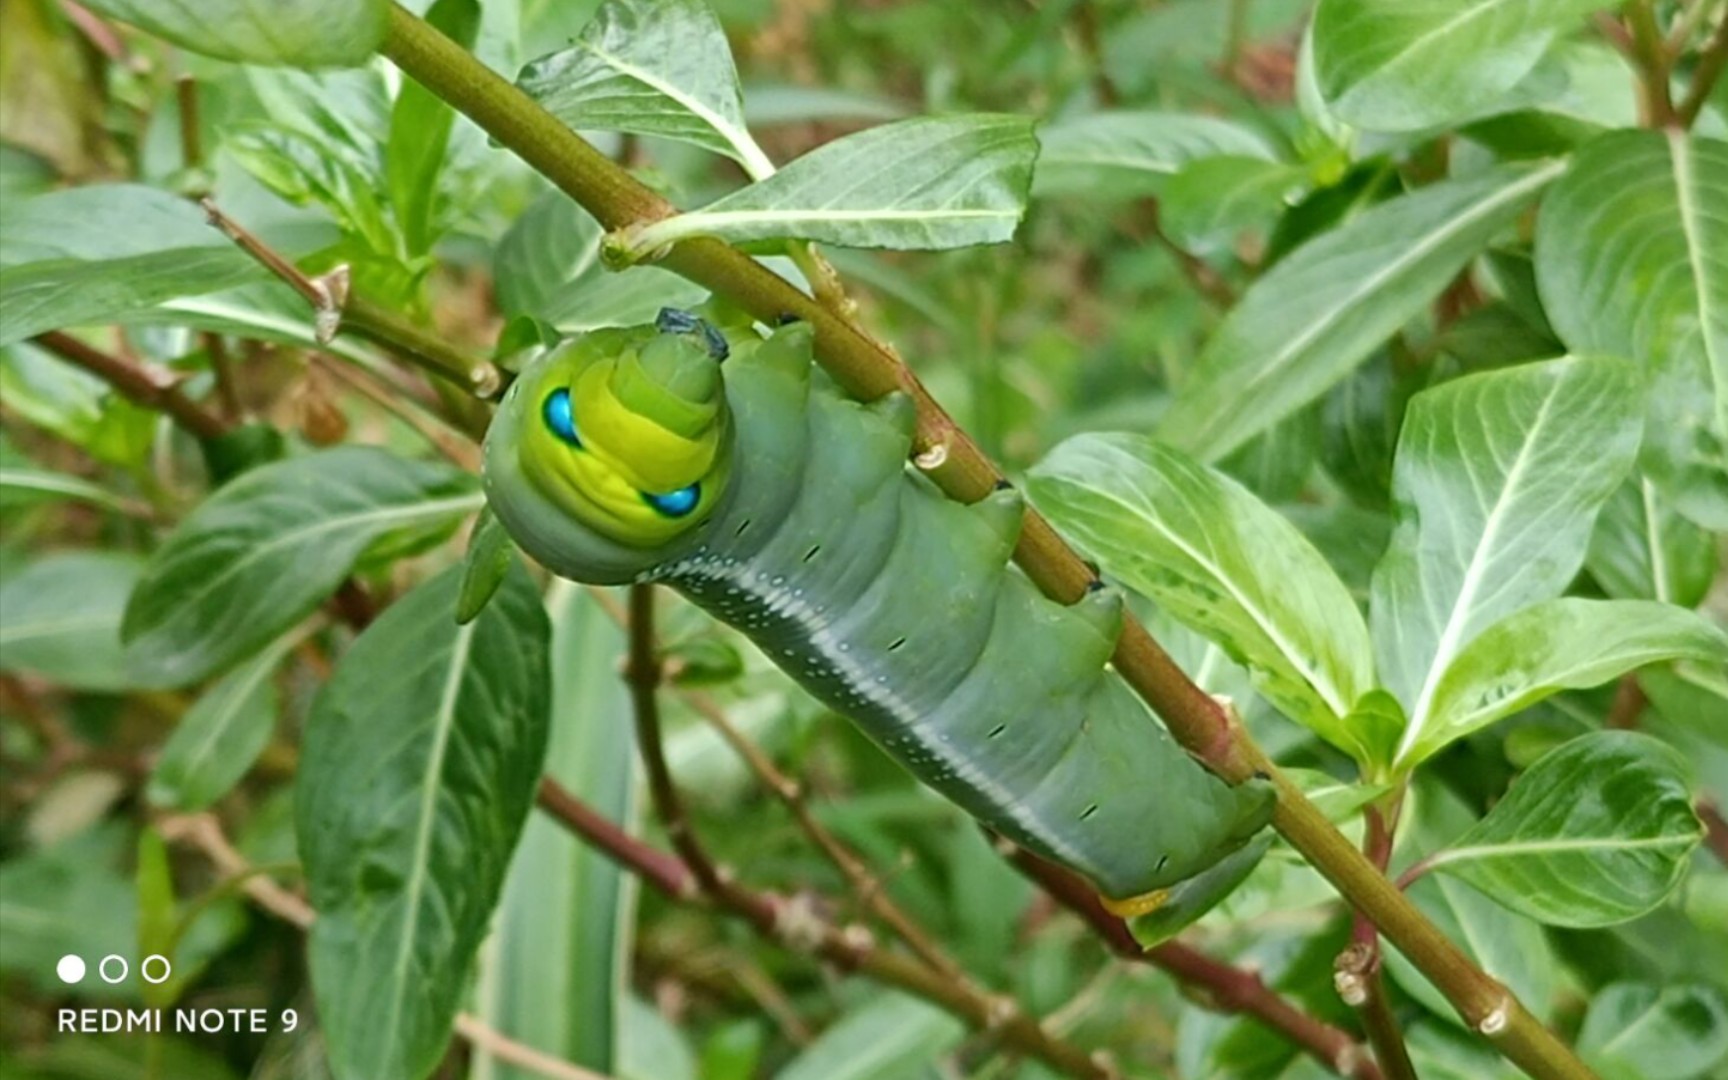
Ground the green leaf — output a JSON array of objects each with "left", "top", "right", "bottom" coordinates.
[
  {"left": 146, "top": 630, "right": 305, "bottom": 812},
  {"left": 0, "top": 553, "right": 173, "bottom": 692},
  {"left": 770, "top": 993, "right": 966, "bottom": 1080},
  {"left": 1369, "top": 355, "right": 1643, "bottom": 769},
  {"left": 123, "top": 447, "right": 482, "bottom": 686},
  {"left": 0, "top": 185, "right": 270, "bottom": 346},
  {"left": 1587, "top": 479, "right": 1718, "bottom": 608},
  {"left": 472, "top": 582, "right": 636, "bottom": 1076},
  {"left": 494, "top": 191, "right": 706, "bottom": 331},
  {"left": 456, "top": 508, "right": 514, "bottom": 625},
  {"left": 1414, "top": 600, "right": 1728, "bottom": 765},
  {"left": 1312, "top": 0, "right": 1604, "bottom": 132},
  {"left": 299, "top": 562, "right": 551, "bottom": 1080},
  {"left": 75, "top": 0, "right": 386, "bottom": 67},
  {"left": 1641, "top": 665, "right": 1728, "bottom": 806},
  {"left": 1536, "top": 130, "right": 1728, "bottom": 529},
  {"left": 1386, "top": 873, "right": 1557, "bottom": 1029},
  {"left": 1426, "top": 732, "right": 1704, "bottom": 927},
  {"left": 1162, "top": 163, "right": 1561, "bottom": 461},
  {"left": 385, "top": 0, "right": 480, "bottom": 258},
  {"left": 1032, "top": 111, "right": 1276, "bottom": 200},
  {"left": 1028, "top": 434, "right": 1379, "bottom": 764},
  {"left": 1577, "top": 982, "right": 1728, "bottom": 1080},
  {"left": 613, "top": 115, "right": 1037, "bottom": 256},
  {"left": 519, "top": 0, "right": 775, "bottom": 179},
  {"left": 0, "top": 453, "right": 128, "bottom": 514},
  {"left": 1159, "top": 156, "right": 1309, "bottom": 257}
]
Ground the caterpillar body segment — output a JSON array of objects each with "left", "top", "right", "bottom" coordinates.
[{"left": 483, "top": 316, "right": 1273, "bottom": 900}]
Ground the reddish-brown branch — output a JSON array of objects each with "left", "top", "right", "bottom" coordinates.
[
  {"left": 537, "top": 776, "right": 1115, "bottom": 1079},
  {"left": 1699, "top": 802, "right": 1728, "bottom": 869},
  {"left": 1005, "top": 845, "right": 1381, "bottom": 1080},
  {"left": 34, "top": 331, "right": 230, "bottom": 440}
]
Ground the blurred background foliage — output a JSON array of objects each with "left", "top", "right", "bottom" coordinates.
[{"left": 1, "top": 1, "right": 1725, "bottom": 1080}]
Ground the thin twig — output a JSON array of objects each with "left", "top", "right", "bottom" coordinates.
[
  {"left": 200, "top": 199, "right": 503, "bottom": 403},
  {"left": 1678, "top": 9, "right": 1728, "bottom": 126},
  {"left": 1342, "top": 797, "right": 1417, "bottom": 1080},
  {"left": 623, "top": 586, "right": 1113, "bottom": 1078},
  {"left": 1004, "top": 844, "right": 1382, "bottom": 1080},
  {"left": 681, "top": 688, "right": 968, "bottom": 981},
  {"left": 156, "top": 814, "right": 617, "bottom": 1080},
  {"left": 310, "top": 353, "right": 479, "bottom": 468},
  {"left": 33, "top": 331, "right": 229, "bottom": 439},
  {"left": 1699, "top": 801, "right": 1728, "bottom": 869},
  {"left": 536, "top": 777, "right": 1116, "bottom": 1080},
  {"left": 1626, "top": 1, "right": 1680, "bottom": 126}
]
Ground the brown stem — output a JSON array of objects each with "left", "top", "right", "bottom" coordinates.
[
  {"left": 33, "top": 331, "right": 229, "bottom": 439},
  {"left": 1344, "top": 797, "right": 1417, "bottom": 1080},
  {"left": 537, "top": 776, "right": 1115, "bottom": 1079},
  {"left": 1699, "top": 801, "right": 1728, "bottom": 869},
  {"left": 1627, "top": 1, "right": 1680, "bottom": 127},
  {"left": 1006, "top": 845, "right": 1381, "bottom": 1080},
  {"left": 377, "top": 10, "right": 1597, "bottom": 1076},
  {"left": 156, "top": 814, "right": 616, "bottom": 1080},
  {"left": 200, "top": 199, "right": 502, "bottom": 403},
  {"left": 1606, "top": 675, "right": 1647, "bottom": 729},
  {"left": 1678, "top": 10, "right": 1728, "bottom": 126},
  {"left": 625, "top": 584, "right": 742, "bottom": 906}
]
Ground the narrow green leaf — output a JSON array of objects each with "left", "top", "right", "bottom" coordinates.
[
  {"left": 300, "top": 563, "right": 551, "bottom": 1080},
  {"left": 1028, "top": 434, "right": 1378, "bottom": 763},
  {"left": 615, "top": 115, "right": 1037, "bottom": 255},
  {"left": 494, "top": 191, "right": 705, "bottom": 331},
  {"left": 1578, "top": 982, "right": 1728, "bottom": 1080},
  {"left": 0, "top": 553, "right": 173, "bottom": 692},
  {"left": 1312, "top": 0, "right": 1603, "bottom": 132},
  {"left": 519, "top": 0, "right": 774, "bottom": 178},
  {"left": 0, "top": 457, "right": 127, "bottom": 513},
  {"left": 771, "top": 993, "right": 966, "bottom": 1080},
  {"left": 386, "top": 0, "right": 481, "bottom": 258},
  {"left": 1032, "top": 111, "right": 1276, "bottom": 199},
  {"left": 1415, "top": 600, "right": 1728, "bottom": 765},
  {"left": 1427, "top": 732, "right": 1704, "bottom": 927},
  {"left": 75, "top": 0, "right": 386, "bottom": 67},
  {"left": 0, "top": 185, "right": 270, "bottom": 347},
  {"left": 1162, "top": 163, "right": 1561, "bottom": 461},
  {"left": 1536, "top": 130, "right": 1728, "bottom": 528},
  {"left": 1369, "top": 355, "right": 1643, "bottom": 768},
  {"left": 472, "top": 582, "right": 636, "bottom": 1076},
  {"left": 134, "top": 827, "right": 177, "bottom": 1008},
  {"left": 147, "top": 630, "right": 306, "bottom": 812},
  {"left": 456, "top": 508, "right": 515, "bottom": 625},
  {"left": 123, "top": 447, "right": 483, "bottom": 686},
  {"left": 1159, "top": 156, "right": 1309, "bottom": 256},
  {"left": 1641, "top": 665, "right": 1728, "bottom": 807},
  {"left": 1385, "top": 873, "right": 1557, "bottom": 1029},
  {"left": 1586, "top": 479, "right": 1718, "bottom": 608}
]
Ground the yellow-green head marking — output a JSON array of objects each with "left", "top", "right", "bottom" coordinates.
[{"left": 516, "top": 312, "right": 733, "bottom": 547}]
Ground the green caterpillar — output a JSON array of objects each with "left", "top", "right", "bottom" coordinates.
[{"left": 482, "top": 311, "right": 1272, "bottom": 905}]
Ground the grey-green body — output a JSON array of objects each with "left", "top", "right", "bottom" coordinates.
[{"left": 485, "top": 326, "right": 1272, "bottom": 899}]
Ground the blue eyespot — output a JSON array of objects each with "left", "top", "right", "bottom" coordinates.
[
  {"left": 643, "top": 483, "right": 700, "bottom": 518},
  {"left": 543, "top": 388, "right": 580, "bottom": 447}
]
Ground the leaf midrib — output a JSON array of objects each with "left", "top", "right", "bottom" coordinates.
[
  {"left": 1400, "top": 376, "right": 1565, "bottom": 762},
  {"left": 1074, "top": 457, "right": 1356, "bottom": 719},
  {"left": 1198, "top": 163, "right": 1561, "bottom": 447},
  {"left": 374, "top": 617, "right": 477, "bottom": 1064},
  {"left": 137, "top": 491, "right": 483, "bottom": 653}
]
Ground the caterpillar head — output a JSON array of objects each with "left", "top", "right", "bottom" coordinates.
[{"left": 483, "top": 310, "right": 735, "bottom": 583}]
